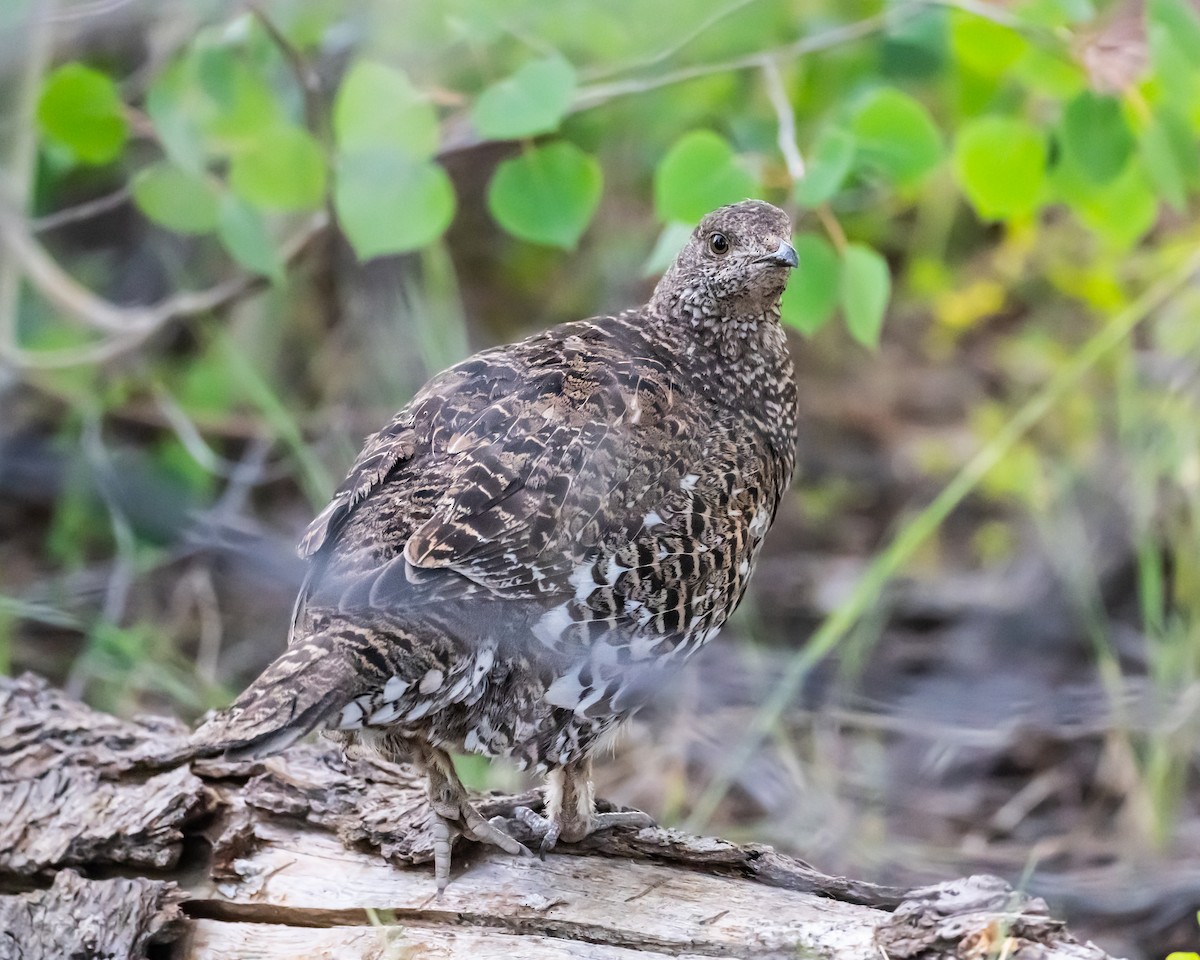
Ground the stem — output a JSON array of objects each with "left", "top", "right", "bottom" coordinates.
[{"left": 0, "top": 1, "right": 55, "bottom": 357}]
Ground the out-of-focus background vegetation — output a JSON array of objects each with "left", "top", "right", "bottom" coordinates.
[{"left": 3, "top": 0, "right": 1200, "bottom": 953}]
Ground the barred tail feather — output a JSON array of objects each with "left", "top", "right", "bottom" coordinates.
[{"left": 191, "top": 638, "right": 358, "bottom": 761}]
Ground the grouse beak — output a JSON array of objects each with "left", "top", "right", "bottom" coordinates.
[{"left": 756, "top": 240, "right": 799, "bottom": 269}]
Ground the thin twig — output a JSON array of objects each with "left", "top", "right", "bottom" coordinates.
[
  {"left": 0, "top": 2, "right": 54, "bottom": 372},
  {"left": 582, "top": 0, "right": 763, "bottom": 82},
  {"left": 816, "top": 206, "right": 847, "bottom": 252},
  {"left": 760, "top": 58, "right": 804, "bottom": 185},
  {"left": 569, "top": 10, "right": 910, "bottom": 112},
  {"left": 32, "top": 185, "right": 133, "bottom": 233},
  {"left": 51, "top": 0, "right": 140, "bottom": 22},
  {"left": 151, "top": 383, "right": 288, "bottom": 480},
  {"left": 0, "top": 210, "right": 328, "bottom": 369},
  {"left": 249, "top": 3, "right": 324, "bottom": 136}
]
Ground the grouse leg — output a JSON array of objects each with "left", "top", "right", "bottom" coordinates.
[
  {"left": 516, "top": 755, "right": 655, "bottom": 857},
  {"left": 419, "top": 744, "right": 532, "bottom": 892}
]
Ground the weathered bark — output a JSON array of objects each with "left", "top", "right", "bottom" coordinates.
[{"left": 0, "top": 674, "right": 1119, "bottom": 960}]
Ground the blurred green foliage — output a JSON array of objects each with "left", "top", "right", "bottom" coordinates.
[{"left": 20, "top": 0, "right": 1200, "bottom": 352}]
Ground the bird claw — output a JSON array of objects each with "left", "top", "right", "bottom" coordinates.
[
  {"left": 508, "top": 804, "right": 654, "bottom": 858},
  {"left": 431, "top": 800, "right": 532, "bottom": 893}
]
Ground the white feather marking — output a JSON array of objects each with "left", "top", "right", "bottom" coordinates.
[
  {"left": 544, "top": 669, "right": 586, "bottom": 711},
  {"left": 446, "top": 675, "right": 471, "bottom": 702},
  {"left": 383, "top": 675, "right": 409, "bottom": 702},
  {"left": 473, "top": 648, "right": 495, "bottom": 683},
  {"left": 681, "top": 473, "right": 699, "bottom": 491},
  {"left": 749, "top": 509, "right": 770, "bottom": 537},
  {"left": 369, "top": 702, "right": 402, "bottom": 724},
  {"left": 405, "top": 700, "right": 434, "bottom": 721},
  {"left": 338, "top": 701, "right": 365, "bottom": 730},
  {"left": 569, "top": 564, "right": 596, "bottom": 602},
  {"left": 643, "top": 510, "right": 664, "bottom": 529},
  {"left": 533, "top": 605, "right": 573, "bottom": 648},
  {"left": 629, "top": 632, "right": 659, "bottom": 660},
  {"left": 605, "top": 559, "right": 629, "bottom": 585},
  {"left": 419, "top": 668, "right": 444, "bottom": 694}
]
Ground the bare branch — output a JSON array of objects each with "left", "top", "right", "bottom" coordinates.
[
  {"left": 249, "top": 4, "right": 324, "bottom": 135},
  {"left": 0, "top": 208, "right": 329, "bottom": 370},
  {"left": 0, "top": 199, "right": 160, "bottom": 335},
  {"left": 582, "top": 0, "right": 763, "bottom": 83},
  {"left": 50, "top": 0, "right": 141, "bottom": 22},
  {"left": 570, "top": 10, "right": 911, "bottom": 111},
  {"left": 760, "top": 58, "right": 804, "bottom": 185},
  {"left": 33, "top": 186, "right": 133, "bottom": 233}
]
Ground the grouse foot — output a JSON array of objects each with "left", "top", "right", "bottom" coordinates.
[
  {"left": 421, "top": 745, "right": 532, "bottom": 892},
  {"left": 514, "top": 756, "right": 655, "bottom": 857}
]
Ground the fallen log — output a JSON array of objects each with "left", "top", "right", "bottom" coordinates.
[{"left": 0, "top": 673, "right": 1117, "bottom": 959}]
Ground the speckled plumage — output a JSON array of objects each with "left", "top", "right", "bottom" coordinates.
[{"left": 193, "top": 199, "right": 800, "bottom": 887}]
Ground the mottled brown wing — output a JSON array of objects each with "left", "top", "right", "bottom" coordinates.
[
  {"left": 295, "top": 343, "right": 519, "bottom": 562},
  {"left": 297, "top": 411, "right": 419, "bottom": 560},
  {"left": 305, "top": 332, "right": 689, "bottom": 614}
]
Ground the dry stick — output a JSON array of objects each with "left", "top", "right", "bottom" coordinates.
[
  {"left": 760, "top": 58, "right": 805, "bottom": 185},
  {"left": 249, "top": 4, "right": 324, "bottom": 137},
  {"left": 0, "top": 3, "right": 55, "bottom": 361},
  {"left": 0, "top": 209, "right": 328, "bottom": 369},
  {"left": 32, "top": 185, "right": 133, "bottom": 233},
  {"left": 569, "top": 10, "right": 909, "bottom": 112},
  {"left": 581, "top": 0, "right": 764, "bottom": 82},
  {"left": 685, "top": 249, "right": 1200, "bottom": 831}
]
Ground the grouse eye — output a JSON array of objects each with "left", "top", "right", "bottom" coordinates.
[{"left": 708, "top": 232, "right": 729, "bottom": 255}]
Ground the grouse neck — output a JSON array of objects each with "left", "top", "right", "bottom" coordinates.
[{"left": 642, "top": 296, "right": 790, "bottom": 393}]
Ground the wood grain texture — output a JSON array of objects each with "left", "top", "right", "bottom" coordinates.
[
  {"left": 0, "top": 674, "right": 1119, "bottom": 960},
  {"left": 0, "top": 870, "right": 185, "bottom": 960}
]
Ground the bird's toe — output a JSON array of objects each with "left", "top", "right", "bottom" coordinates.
[{"left": 592, "top": 809, "right": 656, "bottom": 833}]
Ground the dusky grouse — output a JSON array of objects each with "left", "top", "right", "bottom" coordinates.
[{"left": 193, "top": 199, "right": 800, "bottom": 890}]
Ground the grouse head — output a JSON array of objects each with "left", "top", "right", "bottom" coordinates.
[{"left": 650, "top": 199, "right": 797, "bottom": 324}]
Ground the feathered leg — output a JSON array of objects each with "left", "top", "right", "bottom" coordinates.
[
  {"left": 517, "top": 755, "right": 654, "bottom": 857},
  {"left": 417, "top": 743, "right": 532, "bottom": 893}
]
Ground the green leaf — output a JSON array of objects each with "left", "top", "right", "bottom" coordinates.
[
  {"left": 949, "top": 11, "right": 1029, "bottom": 77},
  {"left": 654, "top": 130, "right": 757, "bottom": 223},
  {"left": 487, "top": 141, "right": 602, "bottom": 249},
  {"left": 1013, "top": 47, "right": 1087, "bottom": 98},
  {"left": 795, "top": 126, "right": 855, "bottom": 207},
  {"left": 36, "top": 63, "right": 128, "bottom": 164},
  {"left": 840, "top": 244, "right": 890, "bottom": 348},
  {"left": 335, "top": 152, "right": 456, "bottom": 258},
  {"left": 1060, "top": 91, "right": 1134, "bottom": 184},
  {"left": 880, "top": 8, "right": 948, "bottom": 80},
  {"left": 780, "top": 233, "right": 840, "bottom": 335},
  {"left": 218, "top": 195, "right": 284, "bottom": 281},
  {"left": 1149, "top": 0, "right": 1200, "bottom": 66},
  {"left": 1053, "top": 157, "right": 1159, "bottom": 248},
  {"left": 196, "top": 51, "right": 282, "bottom": 153},
  {"left": 1140, "top": 112, "right": 1190, "bottom": 211},
  {"left": 850, "top": 87, "right": 943, "bottom": 186},
  {"left": 953, "top": 116, "right": 1047, "bottom": 220},
  {"left": 229, "top": 124, "right": 327, "bottom": 211},
  {"left": 145, "top": 57, "right": 209, "bottom": 174},
  {"left": 334, "top": 60, "right": 439, "bottom": 158},
  {"left": 132, "top": 162, "right": 220, "bottom": 234},
  {"left": 470, "top": 56, "right": 576, "bottom": 140}
]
